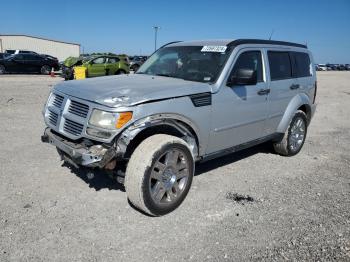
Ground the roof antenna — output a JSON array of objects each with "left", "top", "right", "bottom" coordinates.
[{"left": 268, "top": 29, "right": 274, "bottom": 40}]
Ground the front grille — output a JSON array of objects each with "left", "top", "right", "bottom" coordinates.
[
  {"left": 63, "top": 119, "right": 84, "bottom": 136},
  {"left": 68, "top": 100, "right": 89, "bottom": 118},
  {"left": 52, "top": 94, "right": 64, "bottom": 108},
  {"left": 48, "top": 110, "right": 58, "bottom": 126}
]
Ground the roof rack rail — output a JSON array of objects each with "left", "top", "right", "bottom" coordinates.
[{"left": 227, "top": 39, "right": 307, "bottom": 49}]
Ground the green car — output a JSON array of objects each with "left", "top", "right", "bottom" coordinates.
[
  {"left": 62, "top": 55, "right": 129, "bottom": 80},
  {"left": 78, "top": 55, "right": 129, "bottom": 78},
  {"left": 61, "top": 56, "right": 90, "bottom": 80}
]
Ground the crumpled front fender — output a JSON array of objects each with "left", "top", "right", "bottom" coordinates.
[{"left": 115, "top": 114, "right": 200, "bottom": 159}]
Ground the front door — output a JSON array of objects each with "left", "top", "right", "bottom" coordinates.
[
  {"left": 7, "top": 54, "right": 26, "bottom": 72},
  {"left": 207, "top": 49, "right": 269, "bottom": 154},
  {"left": 88, "top": 56, "right": 106, "bottom": 77}
]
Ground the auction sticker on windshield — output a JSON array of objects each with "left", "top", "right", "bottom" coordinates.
[{"left": 201, "top": 46, "right": 227, "bottom": 52}]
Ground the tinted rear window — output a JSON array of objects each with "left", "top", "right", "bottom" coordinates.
[
  {"left": 291, "top": 52, "right": 311, "bottom": 77},
  {"left": 268, "top": 51, "right": 292, "bottom": 81}
]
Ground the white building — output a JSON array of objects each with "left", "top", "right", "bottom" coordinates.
[{"left": 0, "top": 34, "right": 80, "bottom": 61}]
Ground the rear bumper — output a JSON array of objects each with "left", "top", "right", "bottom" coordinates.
[{"left": 41, "top": 128, "right": 116, "bottom": 168}]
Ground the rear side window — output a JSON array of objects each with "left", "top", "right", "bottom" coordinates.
[
  {"left": 268, "top": 51, "right": 292, "bottom": 81},
  {"left": 291, "top": 52, "right": 312, "bottom": 77},
  {"left": 108, "top": 57, "right": 120, "bottom": 63}
]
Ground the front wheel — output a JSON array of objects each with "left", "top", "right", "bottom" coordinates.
[
  {"left": 40, "top": 65, "right": 51, "bottom": 75},
  {"left": 131, "top": 64, "right": 140, "bottom": 72},
  {"left": 273, "top": 110, "right": 308, "bottom": 156},
  {"left": 115, "top": 70, "right": 126, "bottom": 75},
  {"left": 0, "top": 65, "right": 5, "bottom": 74},
  {"left": 125, "top": 134, "right": 194, "bottom": 216}
]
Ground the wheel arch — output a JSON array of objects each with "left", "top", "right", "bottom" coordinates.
[
  {"left": 276, "top": 93, "right": 312, "bottom": 133},
  {"left": 115, "top": 68, "right": 127, "bottom": 75},
  {"left": 116, "top": 114, "right": 200, "bottom": 160}
]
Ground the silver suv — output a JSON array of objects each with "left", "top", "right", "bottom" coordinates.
[{"left": 42, "top": 39, "right": 317, "bottom": 216}]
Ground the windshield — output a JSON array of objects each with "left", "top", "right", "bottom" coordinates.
[{"left": 137, "top": 45, "right": 232, "bottom": 83}]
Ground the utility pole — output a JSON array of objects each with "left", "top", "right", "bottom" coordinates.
[{"left": 153, "top": 26, "right": 161, "bottom": 51}]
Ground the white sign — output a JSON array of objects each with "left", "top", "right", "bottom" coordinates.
[{"left": 201, "top": 45, "right": 227, "bottom": 53}]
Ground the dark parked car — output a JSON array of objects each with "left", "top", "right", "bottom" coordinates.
[
  {"left": 337, "top": 64, "right": 346, "bottom": 71},
  {"left": 5, "top": 49, "right": 38, "bottom": 55},
  {"left": 129, "top": 56, "right": 147, "bottom": 71},
  {"left": 0, "top": 53, "right": 11, "bottom": 60},
  {"left": 41, "top": 54, "right": 59, "bottom": 61},
  {"left": 0, "top": 53, "right": 60, "bottom": 74},
  {"left": 326, "top": 64, "right": 337, "bottom": 70}
]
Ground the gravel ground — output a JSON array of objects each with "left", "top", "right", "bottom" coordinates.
[{"left": 0, "top": 72, "right": 349, "bottom": 261}]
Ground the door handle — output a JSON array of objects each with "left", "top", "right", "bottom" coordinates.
[
  {"left": 257, "top": 88, "right": 270, "bottom": 95},
  {"left": 290, "top": 84, "right": 300, "bottom": 90}
]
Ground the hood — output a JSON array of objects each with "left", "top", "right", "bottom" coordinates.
[
  {"left": 54, "top": 74, "right": 212, "bottom": 107},
  {"left": 63, "top": 56, "right": 86, "bottom": 67}
]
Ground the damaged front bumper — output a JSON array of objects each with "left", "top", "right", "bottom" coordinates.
[{"left": 41, "top": 128, "right": 116, "bottom": 169}]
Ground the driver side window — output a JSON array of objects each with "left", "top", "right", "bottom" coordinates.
[
  {"left": 92, "top": 57, "right": 105, "bottom": 64},
  {"left": 230, "top": 51, "right": 263, "bottom": 82}
]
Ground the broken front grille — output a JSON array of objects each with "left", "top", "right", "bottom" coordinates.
[{"left": 47, "top": 92, "right": 92, "bottom": 139}]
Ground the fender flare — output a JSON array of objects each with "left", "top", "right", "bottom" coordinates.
[
  {"left": 115, "top": 113, "right": 201, "bottom": 159},
  {"left": 276, "top": 93, "right": 312, "bottom": 133}
]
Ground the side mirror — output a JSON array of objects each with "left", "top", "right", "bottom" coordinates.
[{"left": 227, "top": 69, "right": 257, "bottom": 86}]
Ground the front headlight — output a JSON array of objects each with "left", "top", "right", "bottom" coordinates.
[
  {"left": 88, "top": 109, "right": 132, "bottom": 130},
  {"left": 89, "top": 109, "right": 118, "bottom": 130}
]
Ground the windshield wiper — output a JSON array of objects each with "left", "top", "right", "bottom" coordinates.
[{"left": 155, "top": 73, "right": 172, "bottom": 77}]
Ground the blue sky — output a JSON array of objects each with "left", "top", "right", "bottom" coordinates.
[{"left": 1, "top": 0, "right": 350, "bottom": 63}]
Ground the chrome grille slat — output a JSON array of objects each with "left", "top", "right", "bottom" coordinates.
[
  {"left": 68, "top": 100, "right": 89, "bottom": 118},
  {"left": 52, "top": 94, "right": 64, "bottom": 108},
  {"left": 48, "top": 110, "right": 58, "bottom": 126},
  {"left": 63, "top": 119, "right": 84, "bottom": 136}
]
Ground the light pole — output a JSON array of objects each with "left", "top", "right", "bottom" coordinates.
[{"left": 153, "top": 26, "right": 160, "bottom": 51}]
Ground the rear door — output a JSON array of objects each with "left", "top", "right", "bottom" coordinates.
[
  {"left": 265, "top": 50, "right": 299, "bottom": 134},
  {"left": 105, "top": 57, "right": 120, "bottom": 75},
  {"left": 25, "top": 54, "right": 44, "bottom": 72}
]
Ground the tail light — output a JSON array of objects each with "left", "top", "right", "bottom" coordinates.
[{"left": 313, "top": 81, "right": 317, "bottom": 104}]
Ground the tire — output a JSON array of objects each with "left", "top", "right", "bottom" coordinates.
[
  {"left": 115, "top": 70, "right": 126, "bottom": 75},
  {"left": 273, "top": 110, "right": 308, "bottom": 156},
  {"left": 0, "top": 65, "right": 5, "bottom": 74},
  {"left": 125, "top": 134, "right": 194, "bottom": 216},
  {"left": 132, "top": 64, "right": 140, "bottom": 72},
  {"left": 40, "top": 65, "right": 51, "bottom": 75}
]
